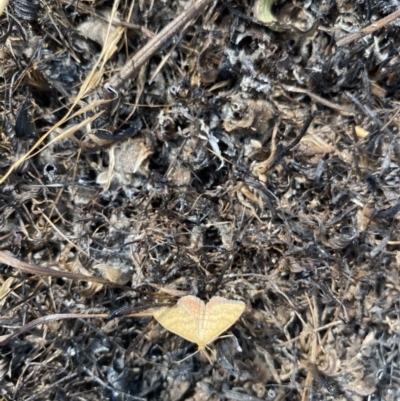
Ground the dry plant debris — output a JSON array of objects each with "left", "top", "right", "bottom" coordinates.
[{"left": 1, "top": 0, "right": 400, "bottom": 400}]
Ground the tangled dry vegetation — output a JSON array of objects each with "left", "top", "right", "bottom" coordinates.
[{"left": 1, "top": 0, "right": 400, "bottom": 399}]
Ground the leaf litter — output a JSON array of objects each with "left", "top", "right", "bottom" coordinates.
[{"left": 1, "top": 0, "right": 400, "bottom": 400}]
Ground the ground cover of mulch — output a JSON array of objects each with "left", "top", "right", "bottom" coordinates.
[{"left": 1, "top": 0, "right": 400, "bottom": 399}]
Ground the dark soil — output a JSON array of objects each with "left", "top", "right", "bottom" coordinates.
[{"left": 1, "top": 0, "right": 400, "bottom": 400}]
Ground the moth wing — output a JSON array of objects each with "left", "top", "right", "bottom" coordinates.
[
  {"left": 153, "top": 301, "right": 201, "bottom": 346},
  {"left": 200, "top": 297, "right": 245, "bottom": 345}
]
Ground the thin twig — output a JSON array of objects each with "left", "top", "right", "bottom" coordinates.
[
  {"left": 275, "top": 320, "right": 344, "bottom": 347},
  {"left": 267, "top": 112, "right": 316, "bottom": 171},
  {"left": 107, "top": 0, "right": 213, "bottom": 91},
  {"left": 82, "top": 367, "right": 146, "bottom": 401},
  {"left": 24, "top": 373, "right": 79, "bottom": 401},
  {"left": 0, "top": 251, "right": 131, "bottom": 290},
  {"left": 60, "top": 0, "right": 153, "bottom": 38},
  {"left": 336, "top": 8, "right": 400, "bottom": 47},
  {"left": 0, "top": 313, "right": 107, "bottom": 346},
  {"left": 282, "top": 84, "right": 354, "bottom": 115}
]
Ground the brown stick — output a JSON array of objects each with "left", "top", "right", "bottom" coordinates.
[
  {"left": 107, "top": 0, "right": 213, "bottom": 91},
  {"left": 281, "top": 84, "right": 354, "bottom": 115},
  {"left": 336, "top": 8, "right": 400, "bottom": 47}
]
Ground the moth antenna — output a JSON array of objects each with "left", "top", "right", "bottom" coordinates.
[
  {"left": 216, "top": 334, "right": 234, "bottom": 340},
  {"left": 201, "top": 348, "right": 214, "bottom": 365},
  {"left": 172, "top": 349, "right": 200, "bottom": 363}
]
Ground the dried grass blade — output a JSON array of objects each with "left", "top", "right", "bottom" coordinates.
[
  {"left": 0, "top": 313, "right": 109, "bottom": 346},
  {"left": 0, "top": 251, "right": 131, "bottom": 290}
]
